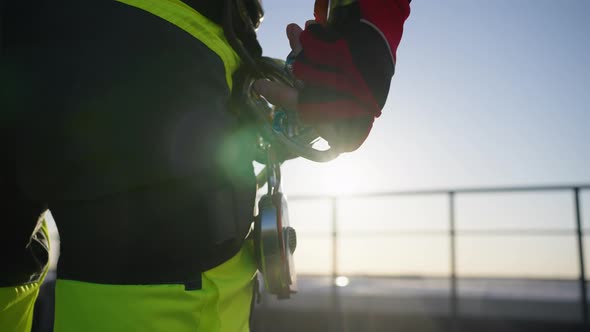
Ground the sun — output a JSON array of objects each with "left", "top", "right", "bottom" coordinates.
[{"left": 278, "top": 155, "right": 373, "bottom": 196}]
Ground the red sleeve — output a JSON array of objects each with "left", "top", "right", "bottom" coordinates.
[{"left": 358, "top": 0, "right": 411, "bottom": 63}]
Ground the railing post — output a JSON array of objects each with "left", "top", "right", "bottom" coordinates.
[
  {"left": 449, "top": 191, "right": 458, "bottom": 332},
  {"left": 330, "top": 197, "right": 344, "bottom": 330},
  {"left": 332, "top": 197, "right": 339, "bottom": 288},
  {"left": 574, "top": 188, "right": 588, "bottom": 326}
]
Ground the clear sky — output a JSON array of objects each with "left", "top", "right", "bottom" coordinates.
[{"left": 252, "top": 0, "right": 590, "bottom": 278}]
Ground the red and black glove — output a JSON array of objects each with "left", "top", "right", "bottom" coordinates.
[{"left": 292, "top": 0, "right": 411, "bottom": 152}]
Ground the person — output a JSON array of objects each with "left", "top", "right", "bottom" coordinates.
[{"left": 0, "top": 0, "right": 411, "bottom": 331}]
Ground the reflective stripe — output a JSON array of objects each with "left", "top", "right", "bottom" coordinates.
[{"left": 116, "top": 0, "right": 240, "bottom": 90}]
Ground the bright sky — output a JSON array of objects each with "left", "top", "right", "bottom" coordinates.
[{"left": 253, "top": 0, "right": 590, "bottom": 278}]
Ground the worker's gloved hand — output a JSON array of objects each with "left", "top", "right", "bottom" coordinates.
[{"left": 254, "top": 0, "right": 410, "bottom": 153}]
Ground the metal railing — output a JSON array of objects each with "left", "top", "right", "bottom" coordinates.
[{"left": 288, "top": 184, "right": 590, "bottom": 330}]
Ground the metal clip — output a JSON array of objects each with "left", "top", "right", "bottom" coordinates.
[{"left": 265, "top": 145, "right": 281, "bottom": 196}]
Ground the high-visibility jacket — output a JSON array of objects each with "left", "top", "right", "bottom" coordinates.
[
  {"left": 1, "top": 1, "right": 258, "bottom": 331},
  {"left": 2, "top": 0, "right": 257, "bottom": 285}
]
